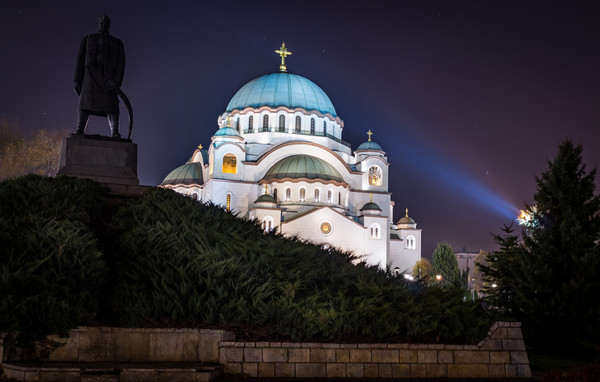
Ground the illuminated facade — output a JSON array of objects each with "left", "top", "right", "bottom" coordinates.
[{"left": 160, "top": 45, "right": 421, "bottom": 271}]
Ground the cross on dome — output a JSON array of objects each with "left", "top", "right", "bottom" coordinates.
[
  {"left": 275, "top": 42, "right": 292, "bottom": 72},
  {"left": 367, "top": 130, "right": 373, "bottom": 142},
  {"left": 405, "top": 208, "right": 409, "bottom": 217}
]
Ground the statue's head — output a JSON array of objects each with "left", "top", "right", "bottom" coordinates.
[{"left": 97, "top": 15, "right": 111, "bottom": 33}]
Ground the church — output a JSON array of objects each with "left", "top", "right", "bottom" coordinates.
[{"left": 160, "top": 44, "right": 421, "bottom": 272}]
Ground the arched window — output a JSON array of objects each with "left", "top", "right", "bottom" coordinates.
[
  {"left": 406, "top": 235, "right": 416, "bottom": 249},
  {"left": 226, "top": 193, "right": 231, "bottom": 212},
  {"left": 262, "top": 115, "right": 269, "bottom": 132},
  {"left": 285, "top": 188, "right": 291, "bottom": 202},
  {"left": 310, "top": 118, "right": 315, "bottom": 135},
  {"left": 368, "top": 165, "right": 382, "bottom": 186},
  {"left": 338, "top": 192, "right": 341, "bottom": 205},
  {"left": 295, "top": 116, "right": 301, "bottom": 133},
  {"left": 236, "top": 118, "right": 241, "bottom": 132},
  {"left": 279, "top": 115, "right": 285, "bottom": 132},
  {"left": 370, "top": 223, "right": 381, "bottom": 239},
  {"left": 273, "top": 188, "right": 278, "bottom": 202},
  {"left": 222, "top": 154, "right": 237, "bottom": 174},
  {"left": 248, "top": 115, "right": 253, "bottom": 132},
  {"left": 262, "top": 216, "right": 274, "bottom": 232},
  {"left": 299, "top": 188, "right": 306, "bottom": 202},
  {"left": 191, "top": 193, "right": 198, "bottom": 200},
  {"left": 327, "top": 190, "right": 332, "bottom": 203},
  {"left": 323, "top": 120, "right": 327, "bottom": 136},
  {"left": 314, "top": 188, "right": 320, "bottom": 202}
]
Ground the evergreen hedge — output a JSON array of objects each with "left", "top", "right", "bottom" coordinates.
[
  {"left": 109, "top": 188, "right": 489, "bottom": 343},
  {"left": 0, "top": 175, "right": 108, "bottom": 341}
]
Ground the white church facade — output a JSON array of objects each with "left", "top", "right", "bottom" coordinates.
[{"left": 160, "top": 44, "right": 421, "bottom": 272}]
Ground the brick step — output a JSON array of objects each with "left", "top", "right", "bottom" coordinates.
[{"left": 2, "top": 361, "right": 223, "bottom": 382}]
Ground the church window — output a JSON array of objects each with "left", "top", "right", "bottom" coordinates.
[
  {"left": 310, "top": 118, "right": 315, "bottom": 135},
  {"left": 285, "top": 188, "right": 291, "bottom": 202},
  {"left": 273, "top": 188, "right": 278, "bottom": 202},
  {"left": 370, "top": 223, "right": 381, "bottom": 239},
  {"left": 226, "top": 193, "right": 231, "bottom": 212},
  {"left": 222, "top": 154, "right": 237, "bottom": 174},
  {"left": 262, "top": 216, "right": 274, "bottom": 232},
  {"left": 338, "top": 192, "right": 341, "bottom": 205},
  {"left": 327, "top": 190, "right": 332, "bottom": 203},
  {"left": 263, "top": 115, "right": 269, "bottom": 132},
  {"left": 299, "top": 188, "right": 306, "bottom": 202},
  {"left": 248, "top": 115, "right": 253, "bottom": 132},
  {"left": 323, "top": 120, "right": 327, "bottom": 135},
  {"left": 236, "top": 118, "right": 241, "bottom": 132},
  {"left": 406, "top": 235, "right": 416, "bottom": 249},
  {"left": 314, "top": 189, "right": 320, "bottom": 202},
  {"left": 368, "top": 165, "right": 382, "bottom": 186},
  {"left": 295, "top": 116, "right": 301, "bottom": 133},
  {"left": 279, "top": 115, "right": 285, "bottom": 132},
  {"left": 320, "top": 222, "right": 332, "bottom": 235}
]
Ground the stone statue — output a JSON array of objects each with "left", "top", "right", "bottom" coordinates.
[{"left": 74, "top": 15, "right": 126, "bottom": 139}]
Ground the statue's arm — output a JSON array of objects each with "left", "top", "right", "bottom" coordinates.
[{"left": 73, "top": 36, "right": 87, "bottom": 95}]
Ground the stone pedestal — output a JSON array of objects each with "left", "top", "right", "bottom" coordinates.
[{"left": 57, "top": 135, "right": 139, "bottom": 186}]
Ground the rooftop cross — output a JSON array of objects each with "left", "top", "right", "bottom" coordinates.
[
  {"left": 370, "top": 193, "right": 373, "bottom": 202},
  {"left": 367, "top": 130, "right": 373, "bottom": 142},
  {"left": 197, "top": 144, "right": 203, "bottom": 150},
  {"left": 406, "top": 208, "right": 409, "bottom": 217},
  {"left": 275, "top": 42, "right": 292, "bottom": 72},
  {"left": 264, "top": 184, "right": 268, "bottom": 195}
]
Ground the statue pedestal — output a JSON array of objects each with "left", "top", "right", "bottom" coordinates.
[{"left": 57, "top": 135, "right": 140, "bottom": 186}]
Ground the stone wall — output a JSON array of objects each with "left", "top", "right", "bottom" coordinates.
[
  {"left": 43, "top": 327, "right": 233, "bottom": 363},
  {"left": 218, "top": 322, "right": 531, "bottom": 379}
]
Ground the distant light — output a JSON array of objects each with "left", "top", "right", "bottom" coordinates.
[
  {"left": 517, "top": 206, "right": 537, "bottom": 226},
  {"left": 404, "top": 274, "right": 414, "bottom": 281},
  {"left": 491, "top": 283, "right": 497, "bottom": 288},
  {"left": 435, "top": 274, "right": 442, "bottom": 281}
]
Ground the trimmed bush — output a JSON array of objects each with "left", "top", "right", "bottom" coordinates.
[
  {"left": 110, "top": 188, "right": 489, "bottom": 343},
  {"left": 0, "top": 175, "right": 107, "bottom": 341}
]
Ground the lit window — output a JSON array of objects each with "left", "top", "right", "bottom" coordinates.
[
  {"left": 226, "top": 193, "right": 231, "bottom": 212},
  {"left": 370, "top": 223, "right": 381, "bottom": 239},
  {"left": 248, "top": 115, "right": 253, "bottom": 132},
  {"left": 310, "top": 118, "right": 315, "bottom": 135},
  {"left": 279, "top": 115, "right": 285, "bottom": 132},
  {"left": 295, "top": 116, "right": 301, "bottom": 133},
  {"left": 406, "top": 235, "right": 416, "bottom": 249},
  {"left": 223, "top": 154, "right": 237, "bottom": 174},
  {"left": 262, "top": 216, "right": 274, "bottom": 232},
  {"left": 327, "top": 190, "right": 332, "bottom": 203},
  {"left": 368, "top": 165, "right": 382, "bottom": 186},
  {"left": 263, "top": 115, "right": 269, "bottom": 132},
  {"left": 299, "top": 188, "right": 305, "bottom": 202},
  {"left": 285, "top": 188, "right": 291, "bottom": 202},
  {"left": 314, "top": 189, "right": 320, "bottom": 202}
]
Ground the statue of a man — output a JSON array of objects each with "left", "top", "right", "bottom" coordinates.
[{"left": 74, "top": 15, "right": 125, "bottom": 139}]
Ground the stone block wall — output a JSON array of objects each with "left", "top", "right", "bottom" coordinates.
[
  {"left": 43, "top": 327, "right": 234, "bottom": 363},
  {"left": 218, "top": 322, "right": 531, "bottom": 379}
]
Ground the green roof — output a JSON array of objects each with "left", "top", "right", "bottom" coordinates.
[
  {"left": 357, "top": 141, "right": 383, "bottom": 151},
  {"left": 360, "top": 202, "right": 382, "bottom": 211},
  {"left": 255, "top": 194, "right": 276, "bottom": 203},
  {"left": 262, "top": 155, "right": 345, "bottom": 183},
  {"left": 161, "top": 162, "right": 203, "bottom": 186}
]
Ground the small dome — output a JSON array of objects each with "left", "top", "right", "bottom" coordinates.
[
  {"left": 360, "top": 202, "right": 382, "bottom": 211},
  {"left": 161, "top": 162, "right": 203, "bottom": 186},
  {"left": 357, "top": 141, "right": 383, "bottom": 151},
  {"left": 262, "top": 155, "right": 345, "bottom": 184},
  {"left": 213, "top": 127, "right": 241, "bottom": 137},
  {"left": 255, "top": 194, "right": 276, "bottom": 203},
  {"left": 226, "top": 73, "right": 337, "bottom": 117},
  {"left": 398, "top": 215, "right": 415, "bottom": 225}
]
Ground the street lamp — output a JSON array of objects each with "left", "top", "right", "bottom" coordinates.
[{"left": 435, "top": 274, "right": 442, "bottom": 281}]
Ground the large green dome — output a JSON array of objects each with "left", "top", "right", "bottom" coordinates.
[
  {"left": 226, "top": 73, "right": 337, "bottom": 117},
  {"left": 161, "top": 162, "right": 203, "bottom": 186},
  {"left": 262, "top": 155, "right": 345, "bottom": 183}
]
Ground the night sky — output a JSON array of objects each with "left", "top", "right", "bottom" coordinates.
[{"left": 2, "top": 1, "right": 600, "bottom": 258}]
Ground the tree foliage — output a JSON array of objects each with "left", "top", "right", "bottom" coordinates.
[
  {"left": 0, "top": 117, "right": 66, "bottom": 179},
  {"left": 480, "top": 139, "right": 600, "bottom": 349},
  {"left": 432, "top": 242, "right": 460, "bottom": 286},
  {"left": 412, "top": 258, "right": 432, "bottom": 281}
]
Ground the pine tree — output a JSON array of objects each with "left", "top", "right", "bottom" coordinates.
[
  {"left": 432, "top": 242, "right": 460, "bottom": 286},
  {"left": 517, "top": 139, "right": 600, "bottom": 346}
]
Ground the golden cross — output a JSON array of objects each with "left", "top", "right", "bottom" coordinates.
[
  {"left": 275, "top": 42, "right": 292, "bottom": 72},
  {"left": 405, "top": 208, "right": 409, "bottom": 217},
  {"left": 367, "top": 130, "right": 373, "bottom": 142},
  {"left": 369, "top": 193, "right": 373, "bottom": 203},
  {"left": 226, "top": 116, "right": 232, "bottom": 128},
  {"left": 197, "top": 144, "right": 203, "bottom": 150},
  {"left": 264, "top": 184, "right": 268, "bottom": 195}
]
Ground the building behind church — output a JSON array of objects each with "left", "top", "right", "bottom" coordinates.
[{"left": 160, "top": 44, "right": 421, "bottom": 272}]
